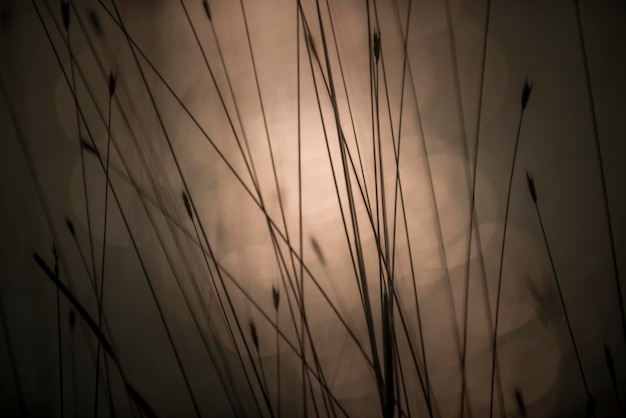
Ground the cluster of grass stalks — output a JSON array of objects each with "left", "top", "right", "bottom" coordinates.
[{"left": 0, "top": 0, "right": 625, "bottom": 417}]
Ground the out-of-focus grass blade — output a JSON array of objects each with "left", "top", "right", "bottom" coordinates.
[{"left": 32, "top": 252, "right": 115, "bottom": 360}]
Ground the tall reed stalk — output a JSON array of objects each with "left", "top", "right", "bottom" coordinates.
[
  {"left": 489, "top": 80, "right": 533, "bottom": 418},
  {"left": 525, "top": 171, "right": 593, "bottom": 414},
  {"left": 573, "top": 0, "right": 626, "bottom": 347}
]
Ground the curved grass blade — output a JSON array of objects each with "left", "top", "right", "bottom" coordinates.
[
  {"left": 125, "top": 382, "right": 159, "bottom": 418},
  {"left": 32, "top": 252, "right": 115, "bottom": 360}
]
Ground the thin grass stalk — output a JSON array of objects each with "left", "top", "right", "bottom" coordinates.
[
  {"left": 96, "top": 0, "right": 378, "bottom": 374},
  {"left": 54, "top": 246, "right": 65, "bottom": 418},
  {"left": 88, "top": 3, "right": 321, "bottom": 326},
  {"left": 266, "top": 233, "right": 331, "bottom": 418},
  {"left": 106, "top": 1, "right": 287, "bottom": 415},
  {"left": 272, "top": 286, "right": 280, "bottom": 418},
  {"left": 298, "top": 18, "right": 379, "bottom": 258},
  {"left": 370, "top": 6, "right": 437, "bottom": 416},
  {"left": 63, "top": 215, "right": 140, "bottom": 418},
  {"left": 32, "top": 253, "right": 115, "bottom": 360},
  {"left": 178, "top": 9, "right": 327, "bottom": 406},
  {"left": 69, "top": 311, "right": 78, "bottom": 418},
  {"left": 489, "top": 80, "right": 533, "bottom": 418},
  {"left": 369, "top": 4, "right": 436, "bottom": 414},
  {"left": 64, "top": 0, "right": 97, "bottom": 312},
  {"left": 387, "top": 1, "right": 434, "bottom": 414},
  {"left": 304, "top": 0, "right": 432, "bottom": 412},
  {"left": 57, "top": 10, "right": 246, "bottom": 416},
  {"left": 190, "top": 212, "right": 265, "bottom": 417},
  {"left": 445, "top": 0, "right": 505, "bottom": 414},
  {"left": 62, "top": 4, "right": 112, "bottom": 414},
  {"left": 526, "top": 172, "right": 593, "bottom": 407},
  {"left": 93, "top": 70, "right": 116, "bottom": 418},
  {"left": 203, "top": 5, "right": 332, "bottom": 409},
  {"left": 0, "top": 281, "right": 28, "bottom": 417},
  {"left": 1, "top": 61, "right": 155, "bottom": 418},
  {"left": 180, "top": 0, "right": 263, "bottom": 203},
  {"left": 377, "top": 3, "right": 470, "bottom": 414},
  {"left": 64, "top": 218, "right": 138, "bottom": 418},
  {"left": 393, "top": 330, "right": 412, "bottom": 418},
  {"left": 32, "top": 253, "right": 160, "bottom": 418},
  {"left": 203, "top": 3, "right": 262, "bottom": 198},
  {"left": 249, "top": 320, "right": 275, "bottom": 418},
  {"left": 299, "top": 0, "right": 378, "bottom": 359},
  {"left": 604, "top": 345, "right": 624, "bottom": 415},
  {"left": 514, "top": 387, "right": 526, "bottom": 418},
  {"left": 296, "top": 6, "right": 307, "bottom": 417},
  {"left": 382, "top": 290, "right": 395, "bottom": 418},
  {"left": 38, "top": 6, "right": 203, "bottom": 413},
  {"left": 34, "top": 9, "right": 352, "bottom": 418},
  {"left": 312, "top": 1, "right": 388, "bottom": 410},
  {"left": 298, "top": 23, "right": 384, "bottom": 307},
  {"left": 299, "top": 6, "right": 368, "bottom": 317},
  {"left": 235, "top": 0, "right": 304, "bottom": 306},
  {"left": 179, "top": 200, "right": 251, "bottom": 417},
  {"left": 573, "top": 0, "right": 626, "bottom": 346},
  {"left": 322, "top": 0, "right": 374, "bottom": 218}
]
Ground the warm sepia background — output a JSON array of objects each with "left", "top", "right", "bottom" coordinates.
[{"left": 1, "top": 0, "right": 625, "bottom": 417}]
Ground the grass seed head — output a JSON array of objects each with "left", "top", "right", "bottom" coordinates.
[
  {"left": 61, "top": 1, "right": 69, "bottom": 30},
  {"left": 249, "top": 319, "right": 259, "bottom": 350},
  {"left": 203, "top": 0, "right": 212, "bottom": 21},
  {"left": 373, "top": 31, "right": 381, "bottom": 63},
  {"left": 182, "top": 191, "right": 193, "bottom": 221},
  {"left": 585, "top": 394, "right": 596, "bottom": 418},
  {"left": 52, "top": 244, "right": 59, "bottom": 277},
  {"left": 526, "top": 171, "right": 537, "bottom": 204},
  {"left": 108, "top": 70, "right": 117, "bottom": 97},
  {"left": 80, "top": 137, "right": 100, "bottom": 157},
  {"left": 65, "top": 217, "right": 76, "bottom": 237},
  {"left": 521, "top": 79, "right": 533, "bottom": 110},
  {"left": 310, "top": 236, "right": 326, "bottom": 267},
  {"left": 604, "top": 344, "right": 616, "bottom": 382},
  {"left": 306, "top": 30, "right": 318, "bottom": 62},
  {"left": 514, "top": 387, "right": 527, "bottom": 417},
  {"left": 272, "top": 285, "right": 280, "bottom": 310},
  {"left": 88, "top": 10, "right": 104, "bottom": 38}
]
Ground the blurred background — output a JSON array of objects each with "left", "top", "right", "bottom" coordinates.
[{"left": 1, "top": 0, "right": 625, "bottom": 417}]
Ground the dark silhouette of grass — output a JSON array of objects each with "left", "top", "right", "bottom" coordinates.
[
  {"left": 30, "top": 3, "right": 206, "bottom": 415},
  {"left": 604, "top": 344, "right": 623, "bottom": 415},
  {"left": 0, "top": 284, "right": 27, "bottom": 417},
  {"left": 449, "top": 0, "right": 505, "bottom": 414},
  {"left": 573, "top": 0, "right": 626, "bottom": 348},
  {"left": 4, "top": 1, "right": 625, "bottom": 417},
  {"left": 32, "top": 252, "right": 116, "bottom": 360},
  {"left": 489, "top": 79, "right": 533, "bottom": 418},
  {"left": 525, "top": 170, "right": 594, "bottom": 414},
  {"left": 1, "top": 59, "right": 148, "bottom": 418},
  {"left": 45, "top": 5, "right": 249, "bottom": 414},
  {"left": 53, "top": 244, "right": 65, "bottom": 418},
  {"left": 93, "top": 69, "right": 117, "bottom": 418}
]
